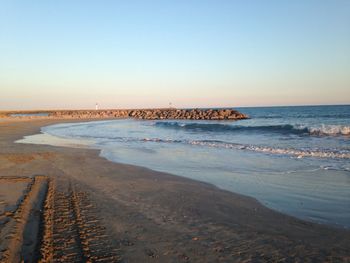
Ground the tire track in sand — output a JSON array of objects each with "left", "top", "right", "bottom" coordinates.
[
  {"left": 39, "top": 179, "right": 120, "bottom": 263},
  {"left": 1, "top": 176, "right": 48, "bottom": 263}
]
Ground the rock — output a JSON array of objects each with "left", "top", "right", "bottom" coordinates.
[{"left": 48, "top": 108, "right": 248, "bottom": 121}]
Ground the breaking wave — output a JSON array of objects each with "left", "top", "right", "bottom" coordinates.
[
  {"left": 154, "top": 122, "right": 350, "bottom": 137},
  {"left": 307, "top": 125, "right": 350, "bottom": 136}
]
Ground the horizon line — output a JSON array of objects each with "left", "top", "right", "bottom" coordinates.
[{"left": 1, "top": 103, "right": 349, "bottom": 112}]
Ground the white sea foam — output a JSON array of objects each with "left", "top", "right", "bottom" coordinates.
[
  {"left": 306, "top": 125, "right": 350, "bottom": 136},
  {"left": 188, "top": 140, "right": 350, "bottom": 159}
]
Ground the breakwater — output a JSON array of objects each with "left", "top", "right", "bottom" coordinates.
[{"left": 49, "top": 108, "right": 248, "bottom": 120}]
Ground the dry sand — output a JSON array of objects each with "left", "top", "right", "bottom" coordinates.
[{"left": 0, "top": 118, "right": 349, "bottom": 262}]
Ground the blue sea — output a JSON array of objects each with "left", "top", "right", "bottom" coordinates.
[{"left": 19, "top": 105, "right": 350, "bottom": 228}]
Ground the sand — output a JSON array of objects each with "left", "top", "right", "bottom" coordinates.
[{"left": 0, "top": 117, "right": 349, "bottom": 262}]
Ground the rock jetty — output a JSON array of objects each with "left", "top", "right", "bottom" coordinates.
[{"left": 49, "top": 108, "right": 248, "bottom": 120}]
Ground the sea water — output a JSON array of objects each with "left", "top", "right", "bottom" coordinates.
[
  {"left": 11, "top": 113, "right": 49, "bottom": 117},
  {"left": 18, "top": 105, "right": 350, "bottom": 228}
]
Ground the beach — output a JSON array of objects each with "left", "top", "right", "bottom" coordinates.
[
  {"left": 0, "top": 117, "right": 350, "bottom": 262},
  {"left": 2, "top": 0, "right": 349, "bottom": 261}
]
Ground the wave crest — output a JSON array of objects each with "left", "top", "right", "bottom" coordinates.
[
  {"left": 307, "top": 125, "right": 350, "bottom": 136},
  {"left": 154, "top": 122, "right": 350, "bottom": 137},
  {"left": 155, "top": 122, "right": 309, "bottom": 135}
]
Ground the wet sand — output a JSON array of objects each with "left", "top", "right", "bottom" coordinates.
[{"left": 0, "top": 118, "right": 349, "bottom": 262}]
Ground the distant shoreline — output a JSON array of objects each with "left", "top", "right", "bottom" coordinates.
[
  {"left": 0, "top": 108, "right": 248, "bottom": 121},
  {"left": 1, "top": 103, "right": 349, "bottom": 114}
]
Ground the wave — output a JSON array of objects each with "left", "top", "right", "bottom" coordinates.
[
  {"left": 155, "top": 122, "right": 309, "bottom": 135},
  {"left": 306, "top": 113, "right": 350, "bottom": 119},
  {"left": 254, "top": 114, "right": 350, "bottom": 119},
  {"left": 154, "top": 122, "right": 350, "bottom": 136},
  {"left": 43, "top": 127, "right": 350, "bottom": 159},
  {"left": 307, "top": 125, "right": 350, "bottom": 136},
  {"left": 135, "top": 138, "right": 350, "bottom": 159},
  {"left": 188, "top": 140, "right": 350, "bottom": 159}
]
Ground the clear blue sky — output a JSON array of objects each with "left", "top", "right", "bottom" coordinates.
[{"left": 1, "top": 0, "right": 349, "bottom": 109}]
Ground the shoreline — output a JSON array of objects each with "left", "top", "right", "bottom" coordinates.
[
  {"left": 18, "top": 118, "right": 350, "bottom": 229},
  {"left": 1, "top": 117, "right": 350, "bottom": 261}
]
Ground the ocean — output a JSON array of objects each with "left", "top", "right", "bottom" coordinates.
[{"left": 18, "top": 105, "right": 350, "bottom": 228}]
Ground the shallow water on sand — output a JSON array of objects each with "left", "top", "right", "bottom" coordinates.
[{"left": 18, "top": 105, "right": 350, "bottom": 228}]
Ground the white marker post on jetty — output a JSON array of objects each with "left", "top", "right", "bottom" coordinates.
[{"left": 95, "top": 103, "right": 99, "bottom": 110}]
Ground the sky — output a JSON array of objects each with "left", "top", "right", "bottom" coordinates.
[{"left": 0, "top": 0, "right": 349, "bottom": 110}]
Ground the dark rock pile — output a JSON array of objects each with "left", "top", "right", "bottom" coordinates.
[
  {"left": 129, "top": 108, "right": 248, "bottom": 120},
  {"left": 49, "top": 108, "right": 248, "bottom": 120}
]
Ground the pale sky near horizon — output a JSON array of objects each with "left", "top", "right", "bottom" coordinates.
[{"left": 0, "top": 0, "right": 349, "bottom": 110}]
